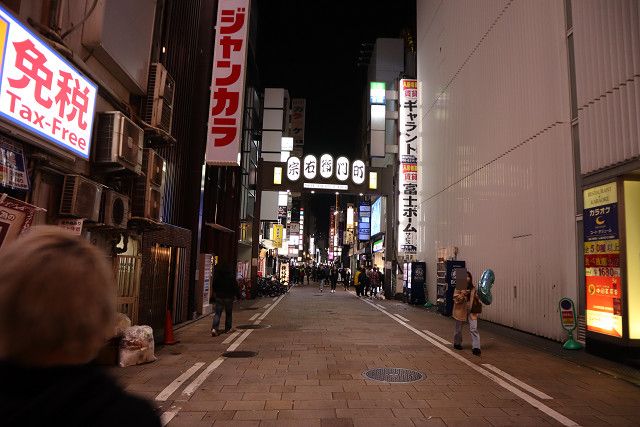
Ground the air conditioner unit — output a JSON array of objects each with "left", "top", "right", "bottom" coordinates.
[
  {"left": 59, "top": 175, "right": 103, "bottom": 222},
  {"left": 145, "top": 63, "right": 175, "bottom": 134},
  {"left": 132, "top": 180, "right": 162, "bottom": 221},
  {"left": 142, "top": 148, "right": 165, "bottom": 188},
  {"left": 94, "top": 111, "right": 143, "bottom": 174},
  {"left": 102, "top": 189, "right": 130, "bottom": 228}
]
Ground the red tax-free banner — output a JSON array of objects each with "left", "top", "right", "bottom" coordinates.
[{"left": 205, "top": 0, "right": 251, "bottom": 166}]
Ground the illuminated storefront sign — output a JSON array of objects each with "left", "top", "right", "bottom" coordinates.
[
  {"left": 303, "top": 183, "right": 348, "bottom": 191},
  {"left": 370, "top": 82, "right": 386, "bottom": 105},
  {"left": 358, "top": 202, "right": 370, "bottom": 241},
  {"left": 584, "top": 182, "right": 622, "bottom": 338},
  {"left": 281, "top": 136, "right": 293, "bottom": 151},
  {"left": 398, "top": 79, "right": 419, "bottom": 254},
  {"left": 373, "top": 237, "right": 384, "bottom": 253},
  {"left": 273, "top": 167, "right": 282, "bottom": 185},
  {"left": 205, "top": 0, "right": 251, "bottom": 165},
  {"left": 0, "top": 5, "right": 98, "bottom": 159}
]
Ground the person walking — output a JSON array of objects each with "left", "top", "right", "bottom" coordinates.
[
  {"left": 319, "top": 265, "right": 326, "bottom": 292},
  {"left": 354, "top": 267, "right": 362, "bottom": 296},
  {"left": 211, "top": 262, "right": 240, "bottom": 336},
  {"left": 0, "top": 227, "right": 161, "bottom": 426},
  {"left": 371, "top": 267, "right": 381, "bottom": 298},
  {"left": 330, "top": 267, "right": 338, "bottom": 293},
  {"left": 360, "top": 267, "right": 371, "bottom": 297},
  {"left": 344, "top": 268, "right": 351, "bottom": 290},
  {"left": 452, "top": 271, "right": 482, "bottom": 355}
]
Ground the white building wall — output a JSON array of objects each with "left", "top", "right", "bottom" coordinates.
[
  {"left": 572, "top": 0, "right": 640, "bottom": 174},
  {"left": 417, "top": 0, "right": 578, "bottom": 340}
]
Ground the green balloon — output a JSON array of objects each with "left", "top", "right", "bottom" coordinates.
[{"left": 478, "top": 269, "right": 494, "bottom": 305}]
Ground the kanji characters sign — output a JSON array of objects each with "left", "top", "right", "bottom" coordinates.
[
  {"left": 0, "top": 5, "right": 97, "bottom": 159},
  {"left": 205, "top": 0, "right": 251, "bottom": 166},
  {"left": 398, "top": 79, "right": 419, "bottom": 255}
]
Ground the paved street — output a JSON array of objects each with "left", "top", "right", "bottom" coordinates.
[{"left": 112, "top": 284, "right": 640, "bottom": 427}]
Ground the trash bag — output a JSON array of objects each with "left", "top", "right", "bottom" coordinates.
[
  {"left": 118, "top": 325, "right": 157, "bottom": 367},
  {"left": 114, "top": 313, "right": 131, "bottom": 337},
  {"left": 477, "top": 269, "right": 494, "bottom": 305}
]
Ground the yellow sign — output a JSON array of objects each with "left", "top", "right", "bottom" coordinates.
[
  {"left": 584, "top": 239, "right": 620, "bottom": 255},
  {"left": 272, "top": 224, "right": 283, "bottom": 248},
  {"left": 584, "top": 182, "right": 617, "bottom": 209}
]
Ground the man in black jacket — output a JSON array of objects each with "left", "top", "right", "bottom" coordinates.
[{"left": 211, "top": 262, "right": 241, "bottom": 336}]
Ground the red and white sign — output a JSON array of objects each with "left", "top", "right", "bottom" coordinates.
[
  {"left": 205, "top": 0, "right": 251, "bottom": 166},
  {"left": 398, "top": 79, "right": 419, "bottom": 255},
  {"left": 0, "top": 194, "right": 37, "bottom": 249},
  {"left": 0, "top": 6, "right": 97, "bottom": 159}
]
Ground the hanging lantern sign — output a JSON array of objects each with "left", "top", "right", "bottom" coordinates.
[
  {"left": 336, "top": 156, "right": 349, "bottom": 181},
  {"left": 303, "top": 155, "right": 317, "bottom": 179},
  {"left": 286, "top": 156, "right": 301, "bottom": 181},
  {"left": 352, "top": 160, "right": 366, "bottom": 185},
  {"left": 320, "top": 154, "right": 333, "bottom": 179}
]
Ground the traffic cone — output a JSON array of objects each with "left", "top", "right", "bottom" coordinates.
[{"left": 163, "top": 309, "right": 179, "bottom": 345}]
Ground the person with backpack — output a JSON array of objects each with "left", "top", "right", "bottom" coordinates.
[{"left": 452, "top": 271, "right": 482, "bottom": 355}]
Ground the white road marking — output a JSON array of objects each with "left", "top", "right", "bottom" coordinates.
[
  {"left": 483, "top": 364, "right": 553, "bottom": 400},
  {"left": 221, "top": 330, "right": 241, "bottom": 344},
  {"left": 226, "top": 329, "right": 254, "bottom": 351},
  {"left": 248, "top": 313, "right": 261, "bottom": 321},
  {"left": 263, "top": 303, "right": 271, "bottom": 308},
  {"left": 360, "top": 298, "right": 577, "bottom": 427},
  {"left": 163, "top": 292, "right": 288, "bottom": 421},
  {"left": 394, "top": 314, "right": 410, "bottom": 322},
  {"left": 160, "top": 407, "right": 180, "bottom": 426},
  {"left": 258, "top": 294, "right": 285, "bottom": 320},
  {"left": 182, "top": 357, "right": 225, "bottom": 397},
  {"left": 423, "top": 330, "right": 452, "bottom": 345},
  {"left": 155, "top": 362, "right": 205, "bottom": 401},
  {"left": 376, "top": 304, "right": 386, "bottom": 310},
  {"left": 272, "top": 297, "right": 278, "bottom": 301}
]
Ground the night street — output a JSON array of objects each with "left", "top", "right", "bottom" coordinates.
[{"left": 113, "top": 284, "right": 640, "bottom": 427}]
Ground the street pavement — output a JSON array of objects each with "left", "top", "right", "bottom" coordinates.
[{"left": 111, "top": 283, "right": 640, "bottom": 427}]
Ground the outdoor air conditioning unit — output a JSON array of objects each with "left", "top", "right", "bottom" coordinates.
[
  {"left": 59, "top": 175, "right": 103, "bottom": 222},
  {"left": 142, "top": 148, "right": 165, "bottom": 188},
  {"left": 102, "top": 189, "right": 130, "bottom": 229},
  {"left": 132, "top": 181, "right": 162, "bottom": 221},
  {"left": 94, "top": 111, "right": 143, "bottom": 174},
  {"left": 145, "top": 63, "right": 175, "bottom": 134}
]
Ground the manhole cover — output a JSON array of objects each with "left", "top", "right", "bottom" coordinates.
[
  {"left": 222, "top": 351, "right": 258, "bottom": 358},
  {"left": 236, "top": 324, "right": 271, "bottom": 329},
  {"left": 363, "top": 368, "right": 425, "bottom": 383}
]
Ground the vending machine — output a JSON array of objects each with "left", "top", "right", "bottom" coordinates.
[
  {"left": 404, "top": 261, "right": 426, "bottom": 305},
  {"left": 436, "top": 260, "right": 466, "bottom": 316}
]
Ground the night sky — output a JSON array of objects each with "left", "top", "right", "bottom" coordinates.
[{"left": 256, "top": 0, "right": 416, "bottom": 237}]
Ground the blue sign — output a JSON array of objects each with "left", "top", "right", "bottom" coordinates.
[
  {"left": 358, "top": 203, "right": 370, "bottom": 241},
  {"left": 584, "top": 203, "right": 618, "bottom": 242}
]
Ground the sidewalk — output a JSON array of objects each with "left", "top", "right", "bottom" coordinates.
[{"left": 111, "top": 284, "right": 640, "bottom": 426}]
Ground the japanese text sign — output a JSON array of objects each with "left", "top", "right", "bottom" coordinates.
[
  {"left": 583, "top": 182, "right": 622, "bottom": 338},
  {"left": 0, "top": 6, "right": 97, "bottom": 159},
  {"left": 398, "top": 79, "right": 419, "bottom": 254},
  {"left": 205, "top": 0, "right": 251, "bottom": 166}
]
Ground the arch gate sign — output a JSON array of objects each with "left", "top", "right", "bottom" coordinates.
[{"left": 259, "top": 155, "right": 393, "bottom": 196}]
